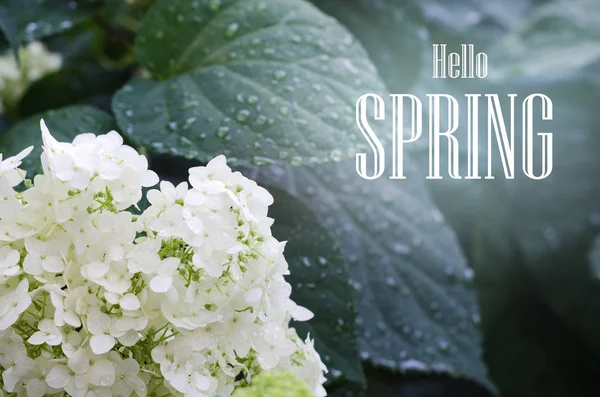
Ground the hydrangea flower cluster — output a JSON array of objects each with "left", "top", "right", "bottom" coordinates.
[
  {"left": 0, "top": 41, "right": 62, "bottom": 114},
  {"left": 0, "top": 121, "right": 327, "bottom": 397}
]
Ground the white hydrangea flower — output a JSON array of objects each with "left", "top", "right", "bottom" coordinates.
[
  {"left": 28, "top": 318, "right": 63, "bottom": 346},
  {"left": 0, "top": 245, "right": 20, "bottom": 277},
  {"left": 0, "top": 41, "right": 62, "bottom": 113},
  {"left": 0, "top": 120, "right": 328, "bottom": 396},
  {"left": 0, "top": 279, "right": 31, "bottom": 330}
]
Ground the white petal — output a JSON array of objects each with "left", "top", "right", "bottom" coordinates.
[
  {"left": 146, "top": 189, "right": 163, "bottom": 206},
  {"left": 72, "top": 133, "right": 96, "bottom": 145},
  {"left": 26, "top": 377, "right": 47, "bottom": 397},
  {"left": 86, "top": 262, "right": 109, "bottom": 279},
  {"left": 68, "top": 349, "right": 91, "bottom": 374},
  {"left": 257, "top": 350, "right": 278, "bottom": 370},
  {"left": 87, "top": 312, "right": 110, "bottom": 335},
  {"left": 149, "top": 276, "right": 172, "bottom": 293},
  {"left": 23, "top": 254, "right": 42, "bottom": 276},
  {"left": 90, "top": 334, "right": 115, "bottom": 355},
  {"left": 70, "top": 170, "right": 92, "bottom": 189},
  {"left": 47, "top": 332, "right": 63, "bottom": 346},
  {"left": 205, "top": 260, "right": 223, "bottom": 278},
  {"left": 40, "top": 119, "right": 59, "bottom": 149},
  {"left": 2, "top": 247, "right": 20, "bottom": 267},
  {"left": 119, "top": 293, "right": 140, "bottom": 311},
  {"left": 46, "top": 365, "right": 70, "bottom": 389},
  {"left": 290, "top": 305, "right": 314, "bottom": 321},
  {"left": 141, "top": 170, "right": 159, "bottom": 187},
  {"left": 117, "top": 330, "right": 140, "bottom": 347},
  {"left": 194, "top": 374, "right": 211, "bottom": 391},
  {"left": 244, "top": 288, "right": 262, "bottom": 304},
  {"left": 125, "top": 375, "right": 146, "bottom": 392},
  {"left": 24, "top": 238, "right": 43, "bottom": 254},
  {"left": 28, "top": 331, "right": 47, "bottom": 345},
  {"left": 88, "top": 359, "right": 116, "bottom": 387},
  {"left": 13, "top": 145, "right": 34, "bottom": 163},
  {"left": 184, "top": 189, "right": 206, "bottom": 206},
  {"left": 64, "top": 312, "right": 81, "bottom": 328},
  {"left": 277, "top": 339, "right": 298, "bottom": 356},
  {"left": 160, "top": 257, "right": 179, "bottom": 275},
  {"left": 208, "top": 155, "right": 227, "bottom": 169},
  {"left": 42, "top": 256, "right": 64, "bottom": 273}
]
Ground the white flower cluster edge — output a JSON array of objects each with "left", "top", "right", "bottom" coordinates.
[
  {"left": 0, "top": 121, "right": 327, "bottom": 397},
  {"left": 0, "top": 42, "right": 62, "bottom": 113}
]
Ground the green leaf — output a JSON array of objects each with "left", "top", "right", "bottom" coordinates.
[
  {"left": 0, "top": 0, "right": 95, "bottom": 46},
  {"left": 309, "top": 0, "right": 426, "bottom": 93},
  {"left": 112, "top": 0, "right": 387, "bottom": 166},
  {"left": 309, "top": 0, "right": 534, "bottom": 93},
  {"left": 267, "top": 186, "right": 364, "bottom": 385},
  {"left": 18, "top": 64, "right": 130, "bottom": 118},
  {"left": 0, "top": 105, "right": 116, "bottom": 175},
  {"left": 489, "top": 0, "right": 600, "bottom": 79},
  {"left": 328, "top": 366, "right": 492, "bottom": 397},
  {"left": 254, "top": 158, "right": 494, "bottom": 392},
  {"left": 472, "top": 77, "right": 600, "bottom": 352},
  {"left": 470, "top": 186, "right": 600, "bottom": 397},
  {"left": 0, "top": 3, "right": 17, "bottom": 57},
  {"left": 423, "top": 74, "right": 600, "bottom": 396},
  {"left": 590, "top": 236, "right": 600, "bottom": 278}
]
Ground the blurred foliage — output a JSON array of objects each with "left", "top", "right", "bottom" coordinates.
[
  {"left": 1, "top": 0, "right": 599, "bottom": 396},
  {"left": 231, "top": 372, "right": 313, "bottom": 397}
]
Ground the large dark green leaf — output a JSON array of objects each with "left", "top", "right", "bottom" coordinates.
[
  {"left": 254, "top": 158, "right": 494, "bottom": 392},
  {"left": 112, "top": 0, "right": 387, "bottom": 166},
  {"left": 0, "top": 0, "right": 96, "bottom": 46},
  {"left": 0, "top": 105, "right": 116, "bottom": 175},
  {"left": 268, "top": 186, "right": 364, "bottom": 385}
]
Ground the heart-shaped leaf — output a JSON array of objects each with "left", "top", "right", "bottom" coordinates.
[{"left": 112, "top": 0, "right": 387, "bottom": 166}]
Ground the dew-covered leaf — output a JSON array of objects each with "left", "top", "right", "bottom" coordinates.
[
  {"left": 254, "top": 158, "right": 494, "bottom": 391},
  {"left": 0, "top": 0, "right": 95, "bottom": 45},
  {"left": 267, "top": 186, "right": 365, "bottom": 385},
  {"left": 306, "top": 0, "right": 428, "bottom": 92},
  {"left": 112, "top": 0, "right": 387, "bottom": 166},
  {"left": 0, "top": 105, "right": 116, "bottom": 175}
]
